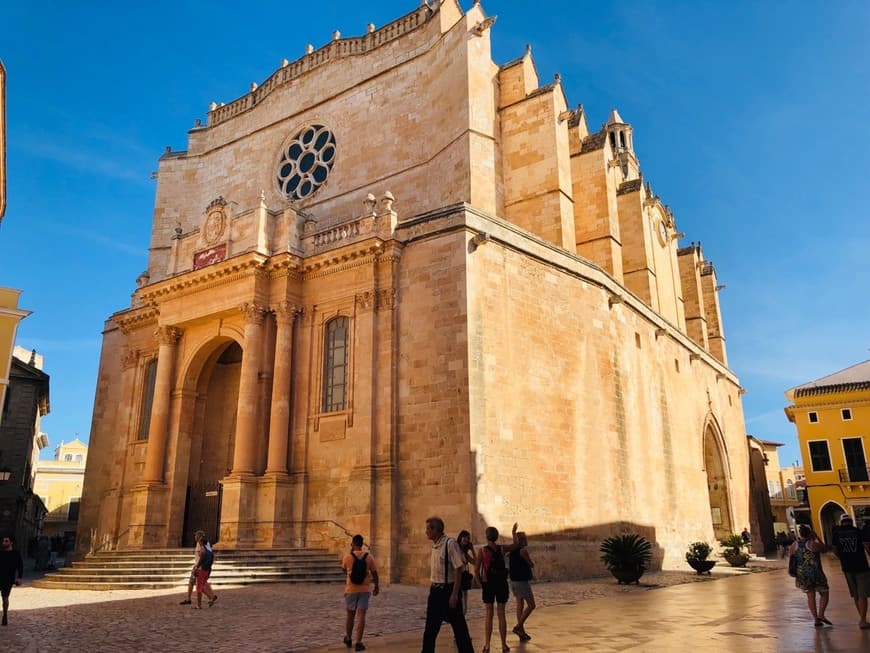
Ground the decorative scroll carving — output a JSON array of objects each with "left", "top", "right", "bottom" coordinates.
[
  {"left": 156, "top": 325, "right": 183, "bottom": 346},
  {"left": 206, "top": 196, "right": 228, "bottom": 212},
  {"left": 122, "top": 348, "right": 140, "bottom": 370},
  {"left": 240, "top": 302, "right": 269, "bottom": 325},
  {"left": 355, "top": 289, "right": 395, "bottom": 312},
  {"left": 355, "top": 291, "right": 374, "bottom": 311}
]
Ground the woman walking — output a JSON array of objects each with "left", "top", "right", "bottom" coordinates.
[
  {"left": 509, "top": 531, "right": 535, "bottom": 641},
  {"left": 457, "top": 530, "right": 476, "bottom": 615},
  {"left": 475, "top": 525, "right": 514, "bottom": 653},
  {"left": 791, "top": 524, "right": 831, "bottom": 627}
]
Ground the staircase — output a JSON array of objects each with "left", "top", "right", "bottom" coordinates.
[{"left": 31, "top": 548, "right": 346, "bottom": 590}]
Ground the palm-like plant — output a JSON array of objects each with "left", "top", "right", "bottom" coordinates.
[
  {"left": 599, "top": 534, "right": 653, "bottom": 572},
  {"left": 719, "top": 534, "right": 750, "bottom": 567}
]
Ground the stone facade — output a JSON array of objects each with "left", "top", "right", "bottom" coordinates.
[
  {"left": 78, "top": 0, "right": 749, "bottom": 582},
  {"left": 0, "top": 350, "right": 49, "bottom": 547}
]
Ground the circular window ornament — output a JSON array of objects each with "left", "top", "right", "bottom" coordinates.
[{"left": 276, "top": 125, "right": 336, "bottom": 201}]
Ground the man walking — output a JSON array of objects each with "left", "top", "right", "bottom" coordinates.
[
  {"left": 421, "top": 516, "right": 474, "bottom": 653},
  {"left": 0, "top": 534, "right": 24, "bottom": 626},
  {"left": 341, "top": 534, "right": 379, "bottom": 651},
  {"left": 180, "top": 528, "right": 209, "bottom": 605},
  {"left": 831, "top": 513, "right": 870, "bottom": 629}
]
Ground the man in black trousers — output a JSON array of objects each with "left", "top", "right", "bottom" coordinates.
[{"left": 421, "top": 516, "right": 474, "bottom": 653}]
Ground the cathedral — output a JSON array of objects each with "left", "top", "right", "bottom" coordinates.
[{"left": 78, "top": 0, "right": 749, "bottom": 581}]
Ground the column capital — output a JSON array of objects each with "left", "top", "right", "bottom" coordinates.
[
  {"left": 122, "top": 348, "right": 140, "bottom": 369},
  {"left": 240, "top": 302, "right": 269, "bottom": 325},
  {"left": 272, "top": 301, "right": 304, "bottom": 325},
  {"left": 155, "top": 325, "right": 183, "bottom": 346}
]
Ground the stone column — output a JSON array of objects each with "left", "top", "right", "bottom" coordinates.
[
  {"left": 142, "top": 326, "right": 182, "bottom": 483},
  {"left": 265, "top": 302, "right": 301, "bottom": 475},
  {"left": 231, "top": 302, "right": 268, "bottom": 476}
]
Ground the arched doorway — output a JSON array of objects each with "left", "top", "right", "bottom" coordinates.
[
  {"left": 704, "top": 424, "right": 733, "bottom": 540},
  {"left": 819, "top": 501, "right": 846, "bottom": 546},
  {"left": 182, "top": 341, "right": 242, "bottom": 545}
]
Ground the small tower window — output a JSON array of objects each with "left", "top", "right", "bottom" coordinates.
[
  {"left": 842, "top": 408, "right": 852, "bottom": 421},
  {"left": 609, "top": 132, "right": 616, "bottom": 149},
  {"left": 808, "top": 411, "right": 819, "bottom": 424},
  {"left": 619, "top": 131, "right": 626, "bottom": 148}
]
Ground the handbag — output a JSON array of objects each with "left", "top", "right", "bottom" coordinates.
[
  {"left": 460, "top": 570, "right": 473, "bottom": 591},
  {"left": 788, "top": 552, "right": 798, "bottom": 577}
]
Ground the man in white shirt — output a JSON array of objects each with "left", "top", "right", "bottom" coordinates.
[{"left": 421, "top": 516, "right": 474, "bottom": 653}]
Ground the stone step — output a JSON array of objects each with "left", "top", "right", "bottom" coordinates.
[{"left": 32, "top": 547, "right": 346, "bottom": 590}]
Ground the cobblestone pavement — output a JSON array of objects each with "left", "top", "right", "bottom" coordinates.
[{"left": 7, "top": 555, "right": 865, "bottom": 652}]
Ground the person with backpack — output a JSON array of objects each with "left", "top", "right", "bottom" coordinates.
[
  {"left": 341, "top": 534, "right": 379, "bottom": 651},
  {"left": 193, "top": 530, "right": 217, "bottom": 609},
  {"left": 475, "top": 524, "right": 518, "bottom": 653}
]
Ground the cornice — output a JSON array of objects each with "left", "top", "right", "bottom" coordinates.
[
  {"left": 301, "top": 242, "right": 389, "bottom": 280},
  {"left": 113, "top": 306, "right": 159, "bottom": 335},
  {"left": 139, "top": 253, "right": 271, "bottom": 305}
]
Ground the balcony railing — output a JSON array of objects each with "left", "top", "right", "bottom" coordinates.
[{"left": 838, "top": 467, "right": 870, "bottom": 483}]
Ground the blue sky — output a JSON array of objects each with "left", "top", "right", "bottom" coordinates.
[{"left": 1, "top": 0, "right": 868, "bottom": 467}]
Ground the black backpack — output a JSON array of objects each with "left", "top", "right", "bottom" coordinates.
[
  {"left": 486, "top": 545, "right": 506, "bottom": 581},
  {"left": 200, "top": 547, "right": 214, "bottom": 571},
  {"left": 349, "top": 552, "right": 368, "bottom": 584}
]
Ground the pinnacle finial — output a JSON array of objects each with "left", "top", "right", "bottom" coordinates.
[{"left": 606, "top": 108, "right": 625, "bottom": 126}]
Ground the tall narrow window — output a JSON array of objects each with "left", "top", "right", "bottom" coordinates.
[
  {"left": 322, "top": 317, "right": 349, "bottom": 412},
  {"left": 808, "top": 440, "right": 832, "bottom": 472},
  {"left": 137, "top": 359, "right": 158, "bottom": 440}
]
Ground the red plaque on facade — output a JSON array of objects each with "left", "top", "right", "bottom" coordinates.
[{"left": 193, "top": 243, "right": 227, "bottom": 269}]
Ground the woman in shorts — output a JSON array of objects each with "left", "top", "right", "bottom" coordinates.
[{"left": 508, "top": 531, "right": 535, "bottom": 641}]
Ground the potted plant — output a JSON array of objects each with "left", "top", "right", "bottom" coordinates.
[
  {"left": 719, "top": 534, "right": 750, "bottom": 567},
  {"left": 685, "top": 541, "right": 716, "bottom": 574},
  {"left": 599, "top": 533, "right": 653, "bottom": 584}
]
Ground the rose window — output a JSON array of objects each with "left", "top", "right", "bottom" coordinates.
[{"left": 276, "top": 125, "right": 336, "bottom": 201}]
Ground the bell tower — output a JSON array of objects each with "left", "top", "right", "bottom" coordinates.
[{"left": 605, "top": 108, "right": 639, "bottom": 182}]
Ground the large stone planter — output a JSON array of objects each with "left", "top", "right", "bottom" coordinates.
[
  {"left": 723, "top": 550, "right": 750, "bottom": 567},
  {"left": 609, "top": 566, "right": 644, "bottom": 584},
  {"left": 687, "top": 559, "right": 716, "bottom": 575}
]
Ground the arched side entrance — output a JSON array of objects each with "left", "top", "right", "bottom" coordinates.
[
  {"left": 182, "top": 340, "right": 242, "bottom": 546},
  {"left": 703, "top": 422, "right": 733, "bottom": 541},
  {"left": 818, "top": 501, "right": 846, "bottom": 546}
]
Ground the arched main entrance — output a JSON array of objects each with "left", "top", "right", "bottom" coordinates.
[
  {"left": 182, "top": 340, "right": 242, "bottom": 545},
  {"left": 704, "top": 424, "right": 733, "bottom": 540},
  {"left": 819, "top": 501, "right": 846, "bottom": 546}
]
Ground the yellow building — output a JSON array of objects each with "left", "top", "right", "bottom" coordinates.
[
  {"left": 0, "top": 289, "right": 31, "bottom": 428},
  {"left": 34, "top": 439, "right": 87, "bottom": 538},
  {"left": 785, "top": 360, "right": 870, "bottom": 542}
]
